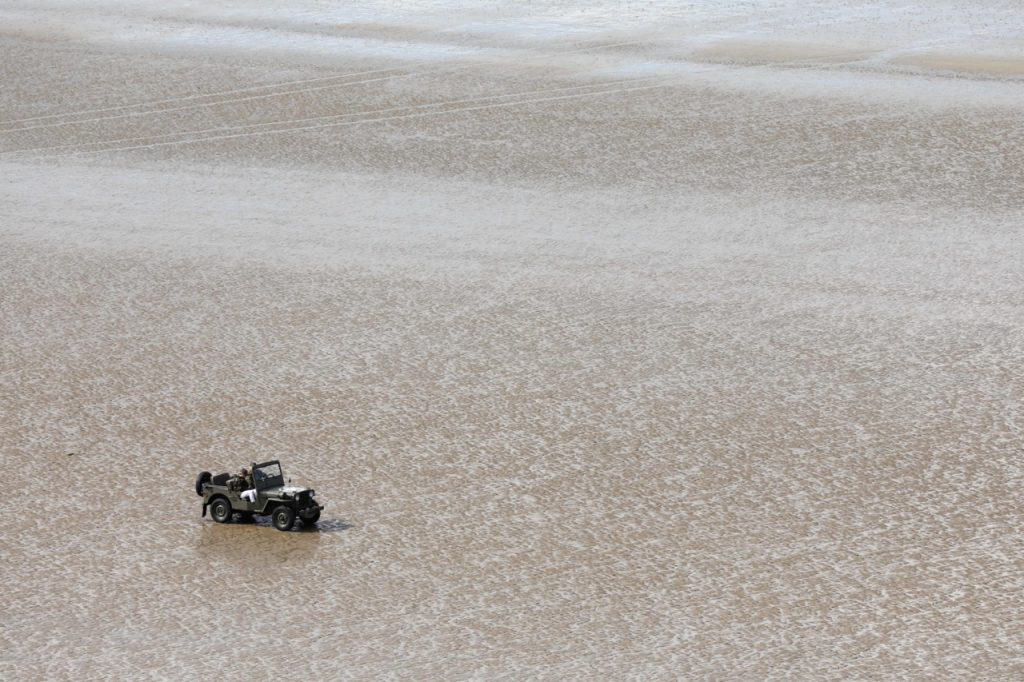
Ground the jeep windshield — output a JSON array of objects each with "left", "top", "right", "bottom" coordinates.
[{"left": 252, "top": 461, "right": 285, "bottom": 490}]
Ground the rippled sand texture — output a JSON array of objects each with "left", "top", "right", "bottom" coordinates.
[{"left": 2, "top": 1, "right": 1023, "bottom": 679}]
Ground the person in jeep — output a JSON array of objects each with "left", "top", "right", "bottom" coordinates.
[
  {"left": 229, "top": 467, "right": 256, "bottom": 502},
  {"left": 227, "top": 468, "right": 244, "bottom": 491}
]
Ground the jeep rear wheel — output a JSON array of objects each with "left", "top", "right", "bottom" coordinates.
[
  {"left": 272, "top": 505, "right": 295, "bottom": 531},
  {"left": 210, "top": 497, "right": 232, "bottom": 523},
  {"left": 195, "top": 471, "right": 212, "bottom": 496}
]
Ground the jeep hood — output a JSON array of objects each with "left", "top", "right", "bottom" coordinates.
[{"left": 262, "top": 485, "right": 311, "bottom": 496}]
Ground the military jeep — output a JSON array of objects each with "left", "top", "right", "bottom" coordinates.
[{"left": 195, "top": 460, "right": 324, "bottom": 531}]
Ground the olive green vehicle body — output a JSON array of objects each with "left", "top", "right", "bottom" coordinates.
[{"left": 196, "top": 460, "right": 324, "bottom": 530}]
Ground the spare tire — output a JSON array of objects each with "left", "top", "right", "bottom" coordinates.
[{"left": 195, "top": 471, "right": 212, "bottom": 496}]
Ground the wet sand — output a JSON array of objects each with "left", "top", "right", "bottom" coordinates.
[{"left": 2, "top": 2, "right": 1023, "bottom": 679}]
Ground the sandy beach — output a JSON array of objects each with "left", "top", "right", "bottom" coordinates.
[{"left": 2, "top": 2, "right": 1023, "bottom": 679}]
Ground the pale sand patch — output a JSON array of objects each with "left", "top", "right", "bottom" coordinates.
[
  {"left": 891, "top": 52, "right": 1024, "bottom": 77},
  {"left": 694, "top": 41, "right": 875, "bottom": 65}
]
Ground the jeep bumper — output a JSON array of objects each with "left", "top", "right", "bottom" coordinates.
[{"left": 299, "top": 504, "right": 323, "bottom": 519}]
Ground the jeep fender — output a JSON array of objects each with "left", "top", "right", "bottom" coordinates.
[{"left": 258, "top": 500, "right": 288, "bottom": 515}]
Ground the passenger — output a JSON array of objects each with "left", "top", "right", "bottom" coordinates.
[
  {"left": 239, "top": 467, "right": 257, "bottom": 503},
  {"left": 228, "top": 468, "right": 250, "bottom": 491}
]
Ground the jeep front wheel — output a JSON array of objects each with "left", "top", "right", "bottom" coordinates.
[
  {"left": 210, "top": 497, "right": 232, "bottom": 524},
  {"left": 272, "top": 505, "right": 295, "bottom": 531},
  {"left": 301, "top": 509, "right": 321, "bottom": 525}
]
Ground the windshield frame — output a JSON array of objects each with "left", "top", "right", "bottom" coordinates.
[{"left": 251, "top": 460, "right": 285, "bottom": 491}]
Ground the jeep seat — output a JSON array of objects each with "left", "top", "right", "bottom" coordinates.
[{"left": 211, "top": 473, "right": 230, "bottom": 486}]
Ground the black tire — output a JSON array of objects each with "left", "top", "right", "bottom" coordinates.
[
  {"left": 272, "top": 505, "right": 295, "bottom": 531},
  {"left": 210, "top": 497, "right": 232, "bottom": 524},
  {"left": 301, "top": 509, "right": 321, "bottom": 525},
  {"left": 195, "top": 471, "right": 212, "bottom": 496}
]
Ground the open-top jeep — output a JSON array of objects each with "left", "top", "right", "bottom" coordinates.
[{"left": 195, "top": 460, "right": 324, "bottom": 531}]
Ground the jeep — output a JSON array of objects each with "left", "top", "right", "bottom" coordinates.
[{"left": 195, "top": 460, "right": 324, "bottom": 531}]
